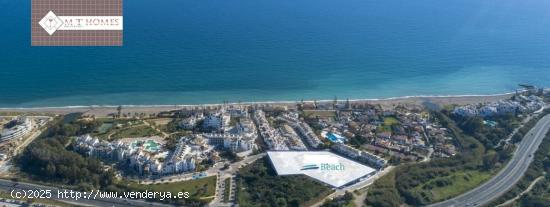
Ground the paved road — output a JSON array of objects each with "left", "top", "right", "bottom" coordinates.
[
  {"left": 0, "top": 179, "right": 173, "bottom": 207},
  {"left": 496, "top": 176, "right": 545, "bottom": 207},
  {"left": 310, "top": 166, "right": 395, "bottom": 207},
  {"left": 0, "top": 154, "right": 266, "bottom": 207},
  {"left": 13, "top": 118, "right": 48, "bottom": 155},
  {"left": 430, "top": 114, "right": 550, "bottom": 207},
  {"left": 141, "top": 153, "right": 265, "bottom": 185},
  {"left": 209, "top": 153, "right": 266, "bottom": 206}
]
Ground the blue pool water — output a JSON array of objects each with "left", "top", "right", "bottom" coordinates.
[
  {"left": 327, "top": 133, "right": 347, "bottom": 144},
  {"left": 1, "top": 0, "right": 550, "bottom": 107}
]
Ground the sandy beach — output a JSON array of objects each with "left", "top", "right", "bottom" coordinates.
[{"left": 0, "top": 93, "right": 515, "bottom": 117}]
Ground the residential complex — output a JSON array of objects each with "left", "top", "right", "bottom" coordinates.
[
  {"left": 331, "top": 143, "right": 386, "bottom": 169},
  {"left": 74, "top": 135, "right": 199, "bottom": 176},
  {"left": 253, "top": 110, "right": 318, "bottom": 150},
  {"left": 453, "top": 95, "right": 544, "bottom": 117},
  {"left": 0, "top": 116, "right": 33, "bottom": 143},
  {"left": 72, "top": 106, "right": 259, "bottom": 177}
]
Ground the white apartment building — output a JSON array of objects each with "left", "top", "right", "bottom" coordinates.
[
  {"left": 0, "top": 116, "right": 33, "bottom": 143},
  {"left": 332, "top": 143, "right": 386, "bottom": 169},
  {"left": 74, "top": 135, "right": 196, "bottom": 176},
  {"left": 203, "top": 113, "right": 230, "bottom": 131}
]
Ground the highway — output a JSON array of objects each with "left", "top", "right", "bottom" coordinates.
[
  {"left": 429, "top": 114, "right": 550, "bottom": 207},
  {"left": 0, "top": 179, "right": 173, "bottom": 207},
  {"left": 0, "top": 156, "right": 267, "bottom": 207}
]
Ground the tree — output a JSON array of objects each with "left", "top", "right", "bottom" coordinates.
[
  {"left": 117, "top": 105, "right": 122, "bottom": 118},
  {"left": 276, "top": 197, "right": 288, "bottom": 207}
]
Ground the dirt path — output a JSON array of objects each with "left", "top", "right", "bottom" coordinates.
[
  {"left": 353, "top": 188, "right": 369, "bottom": 207},
  {"left": 496, "top": 176, "right": 545, "bottom": 207}
]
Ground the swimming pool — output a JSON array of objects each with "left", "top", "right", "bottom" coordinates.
[
  {"left": 326, "top": 133, "right": 346, "bottom": 144},
  {"left": 144, "top": 140, "right": 160, "bottom": 152},
  {"left": 131, "top": 140, "right": 161, "bottom": 153}
]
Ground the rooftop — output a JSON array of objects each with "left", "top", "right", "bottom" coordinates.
[{"left": 267, "top": 151, "right": 376, "bottom": 188}]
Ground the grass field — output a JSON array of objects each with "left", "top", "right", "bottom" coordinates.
[
  {"left": 148, "top": 118, "right": 173, "bottom": 132},
  {"left": 110, "top": 125, "right": 161, "bottom": 139},
  {"left": 223, "top": 178, "right": 231, "bottom": 202},
  {"left": 303, "top": 110, "right": 337, "bottom": 118},
  {"left": 123, "top": 176, "right": 217, "bottom": 201},
  {"left": 377, "top": 125, "right": 392, "bottom": 133},
  {"left": 383, "top": 117, "right": 399, "bottom": 125},
  {"left": 148, "top": 118, "right": 173, "bottom": 126},
  {"left": 412, "top": 170, "right": 492, "bottom": 202},
  {"left": 97, "top": 123, "right": 113, "bottom": 133},
  {"left": 372, "top": 117, "right": 399, "bottom": 133},
  {"left": 237, "top": 157, "right": 333, "bottom": 207},
  {"left": 91, "top": 119, "right": 152, "bottom": 139}
]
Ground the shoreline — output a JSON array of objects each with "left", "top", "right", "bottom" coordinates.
[{"left": 0, "top": 92, "right": 518, "bottom": 117}]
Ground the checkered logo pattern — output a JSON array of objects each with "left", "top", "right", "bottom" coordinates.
[{"left": 31, "top": 0, "right": 123, "bottom": 46}]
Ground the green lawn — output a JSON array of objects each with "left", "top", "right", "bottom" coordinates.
[
  {"left": 303, "top": 110, "right": 337, "bottom": 118},
  {"left": 374, "top": 117, "right": 399, "bottom": 133},
  {"left": 223, "top": 178, "right": 231, "bottom": 202},
  {"left": 383, "top": 117, "right": 399, "bottom": 125},
  {"left": 237, "top": 157, "right": 333, "bottom": 207},
  {"left": 123, "top": 176, "right": 217, "bottom": 200},
  {"left": 91, "top": 119, "right": 153, "bottom": 139},
  {"left": 377, "top": 125, "right": 392, "bottom": 133},
  {"left": 110, "top": 125, "right": 161, "bottom": 139},
  {"left": 412, "top": 170, "right": 492, "bottom": 202},
  {"left": 97, "top": 123, "right": 113, "bottom": 133}
]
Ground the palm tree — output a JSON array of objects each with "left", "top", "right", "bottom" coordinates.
[{"left": 117, "top": 105, "right": 122, "bottom": 118}]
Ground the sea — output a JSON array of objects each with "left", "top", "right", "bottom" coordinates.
[{"left": 1, "top": 0, "right": 550, "bottom": 108}]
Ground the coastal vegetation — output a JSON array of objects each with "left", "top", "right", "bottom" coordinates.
[
  {"left": 121, "top": 176, "right": 217, "bottom": 203},
  {"left": 49, "top": 116, "right": 165, "bottom": 141},
  {"left": 321, "top": 191, "right": 355, "bottom": 207},
  {"left": 303, "top": 110, "right": 337, "bottom": 119},
  {"left": 93, "top": 119, "right": 162, "bottom": 140},
  {"left": 236, "top": 157, "right": 333, "bottom": 207},
  {"left": 109, "top": 124, "right": 161, "bottom": 139},
  {"left": 13, "top": 113, "right": 212, "bottom": 206},
  {"left": 450, "top": 113, "right": 519, "bottom": 150},
  {"left": 223, "top": 178, "right": 231, "bottom": 203},
  {"left": 16, "top": 114, "right": 114, "bottom": 188},
  {"left": 157, "top": 118, "right": 191, "bottom": 134},
  {"left": 391, "top": 112, "right": 490, "bottom": 204},
  {"left": 365, "top": 108, "right": 550, "bottom": 206},
  {"left": 488, "top": 128, "right": 550, "bottom": 206},
  {"left": 511, "top": 110, "right": 550, "bottom": 143},
  {"left": 366, "top": 110, "right": 521, "bottom": 206},
  {"left": 365, "top": 170, "right": 402, "bottom": 207}
]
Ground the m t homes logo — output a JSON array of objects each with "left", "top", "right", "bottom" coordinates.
[
  {"left": 39, "top": 11, "right": 122, "bottom": 35},
  {"left": 301, "top": 163, "right": 345, "bottom": 171},
  {"left": 31, "top": 0, "right": 123, "bottom": 46}
]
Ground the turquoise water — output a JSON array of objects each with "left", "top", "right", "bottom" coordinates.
[
  {"left": 1, "top": 0, "right": 550, "bottom": 107},
  {"left": 326, "top": 133, "right": 346, "bottom": 144}
]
